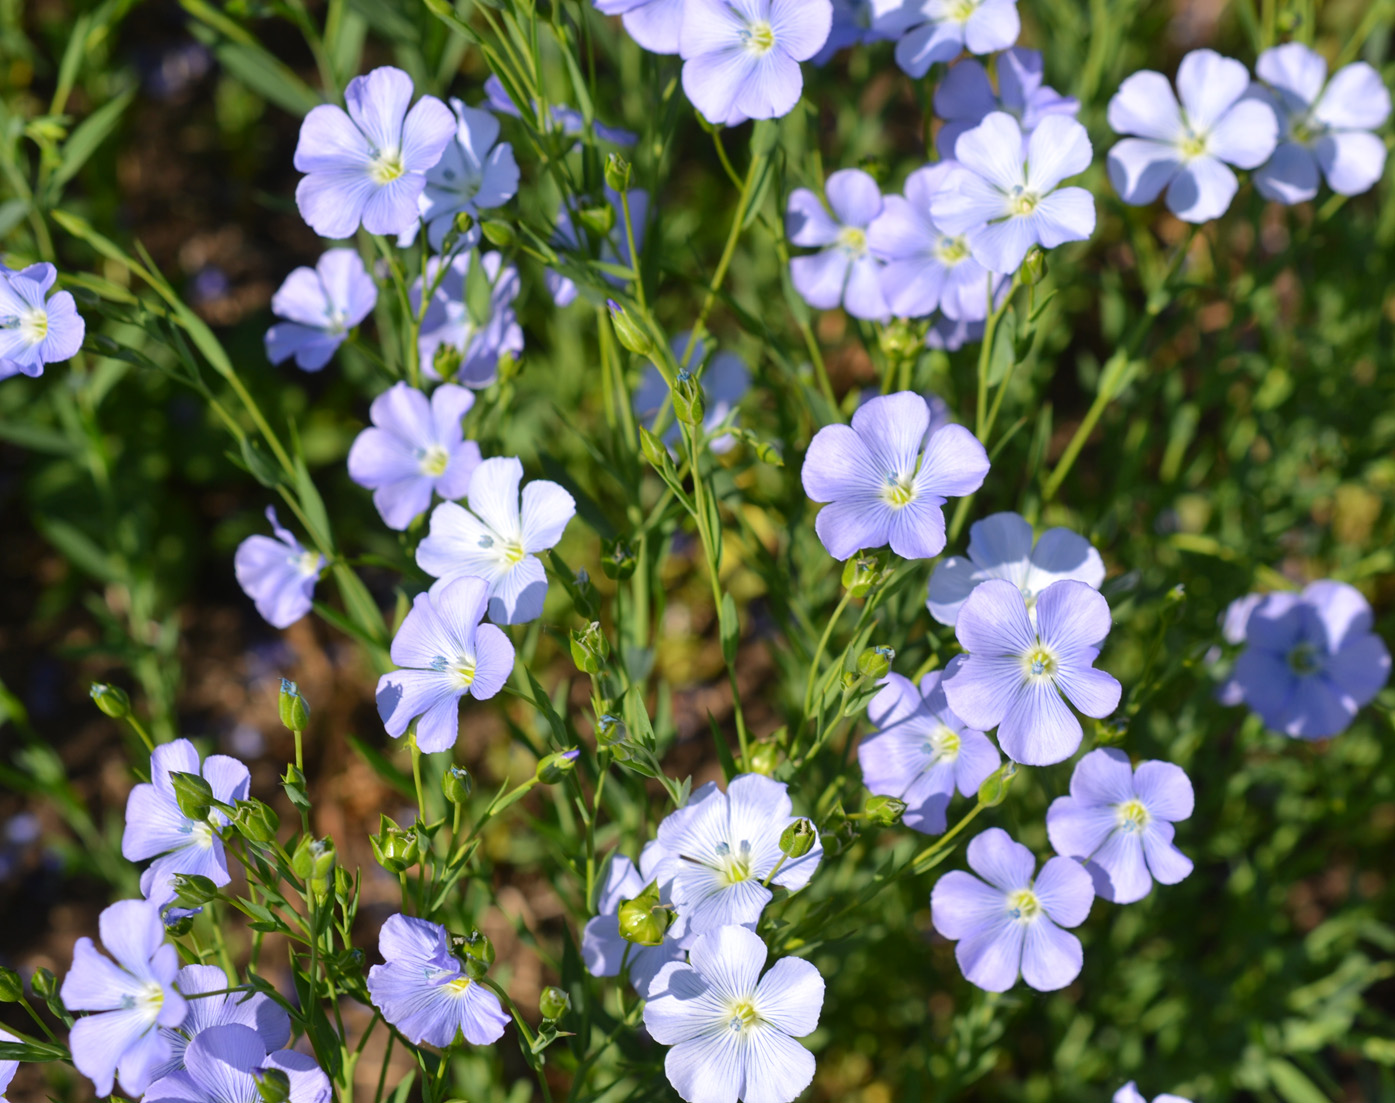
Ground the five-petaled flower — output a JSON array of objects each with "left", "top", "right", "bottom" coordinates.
[
  {"left": 233, "top": 507, "right": 325, "bottom": 630},
  {"left": 0, "top": 261, "right": 85, "bottom": 379},
  {"left": 876, "top": 0, "right": 1021, "bottom": 80},
  {"left": 264, "top": 249, "right": 377, "bottom": 372},
  {"left": 787, "top": 168, "right": 891, "bottom": 320}
]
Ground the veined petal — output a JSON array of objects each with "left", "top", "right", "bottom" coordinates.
[
  {"left": 1020, "top": 917, "right": 1082, "bottom": 991},
  {"left": 966, "top": 826, "right": 1035, "bottom": 891}
]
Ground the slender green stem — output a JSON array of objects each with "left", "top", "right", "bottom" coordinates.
[{"left": 802, "top": 589, "right": 854, "bottom": 721}]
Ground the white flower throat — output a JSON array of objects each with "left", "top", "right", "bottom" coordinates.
[
  {"left": 475, "top": 528, "right": 526, "bottom": 567},
  {"left": 684, "top": 838, "right": 755, "bottom": 886},
  {"left": 1022, "top": 642, "right": 1058, "bottom": 680},
  {"left": 740, "top": 20, "right": 776, "bottom": 56},
  {"left": 16, "top": 306, "right": 48, "bottom": 345},
  {"left": 369, "top": 146, "right": 406, "bottom": 185},
  {"left": 430, "top": 653, "right": 478, "bottom": 691},
  {"left": 922, "top": 723, "right": 962, "bottom": 762},
  {"left": 725, "top": 997, "right": 762, "bottom": 1034},
  {"left": 418, "top": 444, "right": 450, "bottom": 477}
]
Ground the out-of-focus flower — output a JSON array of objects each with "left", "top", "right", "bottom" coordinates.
[
  {"left": 405, "top": 97, "right": 519, "bottom": 250},
  {"left": 875, "top": 0, "right": 1020, "bottom": 79},
  {"left": 934, "top": 48, "right": 1080, "bottom": 159},
  {"left": 787, "top": 169, "right": 891, "bottom": 320},
  {"left": 1114, "top": 1084, "right": 1193, "bottom": 1103},
  {"left": 0, "top": 262, "right": 85, "bottom": 379},
  {"left": 264, "top": 249, "right": 377, "bottom": 372},
  {"left": 233, "top": 507, "right": 324, "bottom": 630},
  {"left": 633, "top": 333, "right": 750, "bottom": 453},
  {"left": 484, "top": 75, "right": 638, "bottom": 145},
  {"left": 415, "top": 252, "right": 524, "bottom": 388},
  {"left": 594, "top": 0, "right": 686, "bottom": 54},
  {"left": 144, "top": 1023, "right": 330, "bottom": 1103},
  {"left": 547, "top": 189, "right": 649, "bottom": 308}
]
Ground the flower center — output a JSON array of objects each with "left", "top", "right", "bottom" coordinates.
[
  {"left": 1006, "top": 888, "right": 1040, "bottom": 921},
  {"left": 881, "top": 473, "right": 917, "bottom": 509},
  {"left": 19, "top": 307, "right": 48, "bottom": 345},
  {"left": 296, "top": 550, "right": 322, "bottom": 579},
  {"left": 741, "top": 20, "right": 776, "bottom": 55},
  {"left": 1116, "top": 799, "right": 1150, "bottom": 834},
  {"left": 947, "top": 0, "right": 979, "bottom": 21},
  {"left": 726, "top": 998, "right": 761, "bottom": 1033},
  {"left": 137, "top": 980, "right": 165, "bottom": 1021},
  {"left": 440, "top": 165, "right": 482, "bottom": 203},
  {"left": 190, "top": 820, "right": 216, "bottom": 850},
  {"left": 418, "top": 444, "right": 450, "bottom": 478},
  {"left": 1023, "top": 645, "right": 1057, "bottom": 679},
  {"left": 935, "top": 236, "right": 970, "bottom": 265},
  {"left": 713, "top": 840, "right": 754, "bottom": 886},
  {"left": 1007, "top": 186, "right": 1039, "bottom": 217},
  {"left": 1178, "top": 130, "right": 1207, "bottom": 159},
  {"left": 369, "top": 148, "right": 406, "bottom": 185},
  {"left": 1288, "top": 642, "right": 1321, "bottom": 675},
  {"left": 477, "top": 532, "right": 526, "bottom": 565},
  {"left": 923, "top": 724, "right": 961, "bottom": 761},
  {"left": 444, "top": 976, "right": 474, "bottom": 995},
  {"left": 837, "top": 225, "right": 869, "bottom": 256}
]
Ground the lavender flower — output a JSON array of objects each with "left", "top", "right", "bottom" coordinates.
[
  {"left": 416, "top": 457, "right": 577, "bottom": 624},
  {"left": 927, "top": 511, "right": 1105, "bottom": 628},
  {"left": 375, "top": 576, "right": 516, "bottom": 753},
  {"left": 348, "top": 383, "right": 482, "bottom": 530},
  {"left": 859, "top": 671, "right": 1000, "bottom": 834},
  {"left": 407, "top": 97, "right": 520, "bottom": 250},
  {"left": 1047, "top": 748, "right": 1194, "bottom": 904},
  {"left": 801, "top": 391, "right": 990, "bottom": 560},
  {"left": 0, "top": 1028, "right": 17, "bottom": 1102},
  {"left": 867, "top": 162, "right": 995, "bottom": 322},
  {"left": 0, "top": 262, "right": 85, "bottom": 378},
  {"left": 932, "top": 111, "right": 1096, "bottom": 274},
  {"left": 1250, "top": 43, "right": 1391, "bottom": 203},
  {"left": 546, "top": 189, "right": 648, "bottom": 308},
  {"left": 122, "top": 739, "right": 250, "bottom": 895},
  {"left": 144, "top": 1024, "right": 330, "bottom": 1103},
  {"left": 933, "top": 48, "right": 1080, "bottom": 159},
  {"left": 264, "top": 249, "right": 377, "bottom": 372},
  {"left": 1115, "top": 1084, "right": 1192, "bottom": 1103},
  {"left": 149, "top": 965, "right": 291, "bottom": 1085},
  {"left": 233, "top": 507, "right": 324, "bottom": 630},
  {"left": 293, "top": 66, "right": 454, "bottom": 239},
  {"left": 1219, "top": 580, "right": 1390, "bottom": 738},
  {"left": 942, "top": 579, "right": 1121, "bottom": 766},
  {"left": 1107, "top": 49, "right": 1278, "bottom": 223},
  {"left": 595, "top": 0, "right": 686, "bottom": 54},
  {"left": 366, "top": 914, "right": 510, "bottom": 1046},
  {"left": 581, "top": 843, "right": 685, "bottom": 997},
  {"left": 813, "top": 0, "right": 882, "bottom": 65},
  {"left": 643, "top": 925, "right": 824, "bottom": 1103},
  {"left": 483, "top": 75, "right": 638, "bottom": 146},
  {"left": 926, "top": 313, "right": 986, "bottom": 351},
  {"left": 876, "top": 0, "right": 1020, "bottom": 79},
  {"left": 679, "top": 0, "right": 834, "bottom": 126},
  {"left": 415, "top": 252, "right": 524, "bottom": 388},
  {"left": 930, "top": 827, "right": 1094, "bottom": 992},
  {"left": 633, "top": 333, "right": 751, "bottom": 453},
  {"left": 654, "top": 774, "right": 822, "bottom": 939},
  {"left": 787, "top": 169, "right": 891, "bottom": 320},
  {"left": 60, "top": 898, "right": 188, "bottom": 1098}
]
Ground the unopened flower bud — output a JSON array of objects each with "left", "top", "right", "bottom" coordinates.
[
  {"left": 89, "top": 683, "right": 130, "bottom": 719},
  {"left": 671, "top": 369, "right": 705, "bottom": 427},
  {"left": 291, "top": 836, "right": 336, "bottom": 894},
  {"left": 865, "top": 795, "right": 907, "bottom": 827},
  {"left": 618, "top": 880, "right": 671, "bottom": 946},
  {"left": 578, "top": 203, "right": 616, "bottom": 238},
  {"left": 233, "top": 798, "right": 280, "bottom": 844},
  {"left": 1021, "top": 247, "right": 1048, "bottom": 286},
  {"left": 878, "top": 319, "right": 925, "bottom": 362},
  {"left": 779, "top": 818, "right": 816, "bottom": 859},
  {"left": 370, "top": 816, "right": 419, "bottom": 874},
  {"left": 254, "top": 1067, "right": 292, "bottom": 1103},
  {"left": 856, "top": 646, "right": 895, "bottom": 680},
  {"left": 601, "top": 538, "right": 637, "bottom": 580},
  {"left": 604, "top": 153, "right": 632, "bottom": 193},
  {"left": 164, "top": 913, "right": 197, "bottom": 937},
  {"left": 452, "top": 930, "right": 495, "bottom": 978},
  {"left": 30, "top": 967, "right": 57, "bottom": 1002},
  {"left": 0, "top": 966, "right": 22, "bottom": 1002},
  {"left": 744, "top": 742, "right": 780, "bottom": 777},
  {"left": 977, "top": 762, "right": 1019, "bottom": 808},
  {"left": 842, "top": 549, "right": 890, "bottom": 598},
  {"left": 172, "top": 873, "right": 220, "bottom": 908},
  {"left": 639, "top": 426, "right": 674, "bottom": 472},
  {"left": 170, "top": 771, "right": 214, "bottom": 822},
  {"left": 432, "top": 342, "right": 463, "bottom": 383},
  {"left": 442, "top": 766, "right": 473, "bottom": 805},
  {"left": 536, "top": 749, "right": 580, "bottom": 785},
  {"left": 607, "top": 299, "right": 652, "bottom": 356},
  {"left": 570, "top": 621, "right": 610, "bottom": 675},
  {"left": 1096, "top": 715, "right": 1129, "bottom": 745},
  {"left": 595, "top": 713, "right": 626, "bottom": 748},
  {"left": 539, "top": 986, "right": 570, "bottom": 1021},
  {"left": 480, "top": 219, "right": 515, "bottom": 248},
  {"left": 278, "top": 679, "right": 310, "bottom": 731},
  {"left": 453, "top": 211, "right": 476, "bottom": 237}
]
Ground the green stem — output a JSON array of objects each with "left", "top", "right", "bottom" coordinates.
[{"left": 802, "top": 589, "right": 854, "bottom": 721}]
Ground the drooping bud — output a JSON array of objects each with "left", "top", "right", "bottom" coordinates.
[
  {"left": 856, "top": 646, "right": 895, "bottom": 680},
  {"left": 172, "top": 874, "right": 220, "bottom": 909},
  {"left": 0, "top": 966, "right": 23, "bottom": 1002},
  {"left": 570, "top": 621, "right": 610, "bottom": 675},
  {"left": 232, "top": 798, "right": 281, "bottom": 845},
  {"left": 278, "top": 679, "right": 310, "bottom": 731},
  {"left": 639, "top": 426, "right": 674, "bottom": 473},
  {"left": 89, "top": 683, "right": 131, "bottom": 719},
  {"left": 539, "top": 986, "right": 570, "bottom": 1021},
  {"left": 170, "top": 771, "right": 214, "bottom": 822},
  {"left": 442, "top": 765, "right": 473, "bottom": 805},
  {"left": 480, "top": 219, "right": 515, "bottom": 248},
  {"left": 671, "top": 369, "right": 705, "bottom": 427},
  {"left": 864, "top": 795, "right": 907, "bottom": 827},
  {"left": 977, "top": 762, "right": 1019, "bottom": 808},
  {"left": 29, "top": 968, "right": 57, "bottom": 1003},
  {"left": 779, "top": 818, "right": 817, "bottom": 859},
  {"left": 617, "top": 880, "right": 671, "bottom": 946},
  {"left": 536, "top": 749, "right": 580, "bottom": 785},
  {"left": 604, "top": 153, "right": 632, "bottom": 193},
  {"left": 607, "top": 299, "right": 652, "bottom": 356}
]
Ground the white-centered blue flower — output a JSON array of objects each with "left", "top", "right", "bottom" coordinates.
[
  {"left": 0, "top": 261, "right": 85, "bottom": 379},
  {"left": 875, "top": 0, "right": 1021, "bottom": 79},
  {"left": 404, "top": 97, "right": 520, "bottom": 251},
  {"left": 264, "top": 249, "right": 377, "bottom": 372}
]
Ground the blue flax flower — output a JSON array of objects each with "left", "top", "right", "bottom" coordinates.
[
  {"left": 149, "top": 965, "right": 290, "bottom": 1085},
  {"left": 294, "top": 66, "right": 454, "bottom": 239},
  {"left": 679, "top": 0, "right": 833, "bottom": 126},
  {"left": 928, "top": 510, "right": 1105, "bottom": 628},
  {"left": 416, "top": 457, "right": 577, "bottom": 625},
  {"left": 122, "top": 739, "right": 250, "bottom": 897},
  {"left": 144, "top": 1024, "right": 329, "bottom": 1103},
  {"left": 484, "top": 76, "right": 638, "bottom": 146},
  {"left": 1219, "top": 580, "right": 1390, "bottom": 738},
  {"left": 0, "top": 262, "right": 85, "bottom": 378},
  {"left": 868, "top": 162, "right": 995, "bottom": 322},
  {"left": 859, "top": 671, "right": 1000, "bottom": 835},
  {"left": 546, "top": 188, "right": 649, "bottom": 308},
  {"left": 655, "top": 774, "right": 822, "bottom": 941},
  {"left": 1116, "top": 1084, "right": 1192, "bottom": 1103},
  {"left": 1047, "top": 748, "right": 1194, "bottom": 904},
  {"left": 415, "top": 252, "right": 524, "bottom": 388},
  {"left": 0, "top": 1028, "right": 16, "bottom": 1102},
  {"left": 787, "top": 169, "right": 890, "bottom": 320},
  {"left": 643, "top": 924, "right": 824, "bottom": 1103},
  {"left": 934, "top": 48, "right": 1080, "bottom": 159},
  {"left": 375, "top": 576, "right": 516, "bottom": 753},
  {"left": 801, "top": 391, "right": 990, "bottom": 561},
  {"left": 264, "top": 249, "right": 377, "bottom": 372},
  {"left": 594, "top": 0, "right": 686, "bottom": 54},
  {"left": 405, "top": 97, "right": 519, "bottom": 251},
  {"left": 1107, "top": 49, "right": 1278, "bottom": 223},
  {"left": 581, "top": 843, "right": 685, "bottom": 997},
  {"left": 931, "top": 827, "right": 1094, "bottom": 992},
  {"left": 932, "top": 112, "right": 1096, "bottom": 274},
  {"left": 875, "top": 0, "right": 1020, "bottom": 79},
  {"left": 348, "top": 383, "right": 481, "bottom": 531},
  {"left": 233, "top": 508, "right": 324, "bottom": 629},
  {"left": 59, "top": 898, "right": 189, "bottom": 1098},
  {"left": 942, "top": 579, "right": 1121, "bottom": 765},
  {"left": 633, "top": 333, "right": 751, "bottom": 454},
  {"left": 813, "top": 0, "right": 884, "bottom": 64},
  {"left": 366, "top": 914, "right": 510, "bottom": 1046},
  {"left": 1250, "top": 43, "right": 1391, "bottom": 203}
]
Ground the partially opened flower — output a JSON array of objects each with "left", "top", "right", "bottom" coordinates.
[
  {"left": 930, "top": 827, "right": 1094, "bottom": 992},
  {"left": 546, "top": 188, "right": 649, "bottom": 308},
  {"left": 366, "top": 914, "right": 510, "bottom": 1046},
  {"left": 0, "top": 262, "right": 85, "bottom": 378},
  {"left": 1115, "top": 1083, "right": 1192, "bottom": 1103},
  {"left": 264, "top": 249, "right": 377, "bottom": 372},
  {"left": 144, "top": 1024, "right": 330, "bottom": 1103},
  {"left": 876, "top": 0, "right": 1020, "bottom": 79},
  {"left": 122, "top": 739, "right": 250, "bottom": 895},
  {"left": 595, "top": 0, "right": 686, "bottom": 53},
  {"left": 633, "top": 333, "right": 750, "bottom": 453},
  {"left": 1106, "top": 49, "right": 1278, "bottom": 223},
  {"left": 484, "top": 75, "right": 638, "bottom": 146},
  {"left": 148, "top": 965, "right": 291, "bottom": 1085},
  {"left": 654, "top": 774, "right": 823, "bottom": 939},
  {"left": 1250, "top": 43, "right": 1391, "bottom": 203},
  {"left": 416, "top": 457, "right": 577, "bottom": 624},
  {"left": 787, "top": 169, "right": 891, "bottom": 320},
  {"left": 408, "top": 97, "right": 519, "bottom": 251},
  {"left": 233, "top": 507, "right": 324, "bottom": 630},
  {"left": 859, "top": 671, "right": 1000, "bottom": 834},
  {"left": 801, "top": 391, "right": 990, "bottom": 560},
  {"left": 942, "top": 578, "right": 1122, "bottom": 766},
  {"left": 415, "top": 252, "right": 524, "bottom": 388},
  {"left": 643, "top": 924, "right": 824, "bottom": 1103},
  {"left": 1218, "top": 580, "right": 1390, "bottom": 738},
  {"left": 679, "top": 0, "right": 833, "bottom": 126},
  {"left": 931, "top": 112, "right": 1096, "bottom": 274},
  {"left": 348, "top": 383, "right": 481, "bottom": 530},
  {"left": 294, "top": 66, "right": 454, "bottom": 239},
  {"left": 868, "top": 162, "right": 995, "bottom": 322},
  {"left": 927, "top": 511, "right": 1105, "bottom": 628},
  {"left": 581, "top": 843, "right": 685, "bottom": 997},
  {"left": 934, "top": 48, "right": 1080, "bottom": 159},
  {"left": 60, "top": 898, "right": 189, "bottom": 1098},
  {"left": 375, "top": 576, "right": 516, "bottom": 753},
  {"left": 1047, "top": 748, "right": 1194, "bottom": 904}
]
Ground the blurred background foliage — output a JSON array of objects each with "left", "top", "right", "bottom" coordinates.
[{"left": 0, "top": 0, "right": 1393, "bottom": 1100}]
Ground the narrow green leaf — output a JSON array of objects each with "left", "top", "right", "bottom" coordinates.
[{"left": 49, "top": 88, "right": 135, "bottom": 195}]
